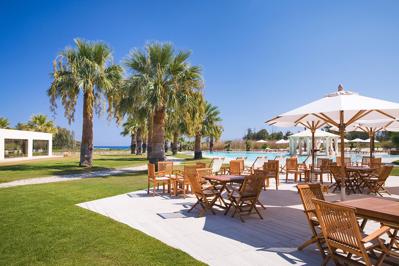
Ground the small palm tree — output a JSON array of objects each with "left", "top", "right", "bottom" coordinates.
[
  {"left": 121, "top": 118, "right": 139, "bottom": 154},
  {"left": 202, "top": 102, "right": 223, "bottom": 152},
  {"left": 0, "top": 117, "right": 10, "bottom": 129},
  {"left": 48, "top": 39, "right": 123, "bottom": 167},
  {"left": 27, "top": 114, "right": 58, "bottom": 133}
]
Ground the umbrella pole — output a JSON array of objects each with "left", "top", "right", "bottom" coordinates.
[
  {"left": 311, "top": 128, "right": 316, "bottom": 182},
  {"left": 339, "top": 111, "right": 346, "bottom": 201},
  {"left": 369, "top": 130, "right": 375, "bottom": 158}
]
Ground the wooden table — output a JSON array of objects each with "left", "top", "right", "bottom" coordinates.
[
  {"left": 204, "top": 175, "right": 245, "bottom": 209},
  {"left": 337, "top": 198, "right": 399, "bottom": 259}
]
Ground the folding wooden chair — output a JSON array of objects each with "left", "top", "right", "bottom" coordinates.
[
  {"left": 263, "top": 160, "right": 279, "bottom": 190},
  {"left": 329, "top": 165, "right": 356, "bottom": 194},
  {"left": 365, "top": 165, "right": 393, "bottom": 196},
  {"left": 313, "top": 199, "right": 389, "bottom": 266},
  {"left": 224, "top": 174, "right": 266, "bottom": 222},
  {"left": 336, "top": 156, "right": 352, "bottom": 167},
  {"left": 187, "top": 170, "right": 220, "bottom": 217},
  {"left": 175, "top": 165, "right": 197, "bottom": 198},
  {"left": 297, "top": 184, "right": 329, "bottom": 264},
  {"left": 147, "top": 163, "right": 171, "bottom": 196},
  {"left": 229, "top": 159, "right": 243, "bottom": 175},
  {"left": 312, "top": 158, "right": 332, "bottom": 184}
]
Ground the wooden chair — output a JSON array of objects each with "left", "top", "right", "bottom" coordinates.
[
  {"left": 370, "top": 157, "right": 382, "bottom": 169},
  {"left": 263, "top": 160, "right": 279, "bottom": 190},
  {"left": 312, "top": 158, "right": 332, "bottom": 184},
  {"left": 365, "top": 165, "right": 393, "bottom": 196},
  {"left": 229, "top": 159, "right": 243, "bottom": 175},
  {"left": 196, "top": 162, "right": 207, "bottom": 168},
  {"left": 147, "top": 163, "right": 171, "bottom": 196},
  {"left": 336, "top": 156, "right": 352, "bottom": 167},
  {"left": 296, "top": 184, "right": 329, "bottom": 263},
  {"left": 196, "top": 168, "right": 213, "bottom": 188},
  {"left": 312, "top": 199, "right": 389, "bottom": 266},
  {"left": 285, "top": 157, "right": 305, "bottom": 183},
  {"left": 187, "top": 170, "right": 220, "bottom": 217},
  {"left": 329, "top": 165, "right": 356, "bottom": 194},
  {"left": 224, "top": 174, "right": 266, "bottom": 222},
  {"left": 175, "top": 165, "right": 198, "bottom": 197},
  {"left": 361, "top": 156, "right": 371, "bottom": 166}
]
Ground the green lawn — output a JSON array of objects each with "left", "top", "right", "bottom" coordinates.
[
  {"left": 0, "top": 172, "right": 204, "bottom": 265},
  {"left": 391, "top": 166, "right": 399, "bottom": 176},
  {"left": 0, "top": 154, "right": 147, "bottom": 183}
]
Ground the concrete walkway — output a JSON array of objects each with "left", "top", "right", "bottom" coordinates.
[{"left": 0, "top": 156, "right": 183, "bottom": 189}]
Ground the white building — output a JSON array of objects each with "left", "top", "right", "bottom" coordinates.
[{"left": 0, "top": 128, "right": 53, "bottom": 161}]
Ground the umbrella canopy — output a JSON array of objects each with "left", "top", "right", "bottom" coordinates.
[
  {"left": 350, "top": 138, "right": 368, "bottom": 143},
  {"left": 365, "top": 138, "right": 379, "bottom": 143},
  {"left": 256, "top": 139, "right": 268, "bottom": 143},
  {"left": 276, "top": 139, "right": 289, "bottom": 144},
  {"left": 337, "top": 138, "right": 350, "bottom": 143},
  {"left": 266, "top": 84, "right": 399, "bottom": 200}
]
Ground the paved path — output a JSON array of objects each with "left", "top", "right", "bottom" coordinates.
[{"left": 0, "top": 156, "right": 183, "bottom": 189}]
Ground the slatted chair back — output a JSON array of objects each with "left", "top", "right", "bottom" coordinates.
[
  {"left": 312, "top": 199, "right": 370, "bottom": 264},
  {"left": 286, "top": 157, "right": 298, "bottom": 171},
  {"left": 210, "top": 157, "right": 224, "bottom": 173},
  {"left": 184, "top": 165, "right": 199, "bottom": 182},
  {"left": 187, "top": 170, "right": 203, "bottom": 196},
  {"left": 297, "top": 184, "right": 325, "bottom": 218},
  {"left": 376, "top": 165, "right": 393, "bottom": 184},
  {"left": 264, "top": 160, "right": 279, "bottom": 174},
  {"left": 240, "top": 174, "right": 265, "bottom": 198},
  {"left": 336, "top": 156, "right": 351, "bottom": 167},
  {"left": 196, "top": 168, "right": 213, "bottom": 183},
  {"left": 370, "top": 157, "right": 382, "bottom": 169},
  {"left": 230, "top": 160, "right": 243, "bottom": 175},
  {"left": 319, "top": 158, "right": 331, "bottom": 171},
  {"left": 158, "top": 161, "right": 173, "bottom": 175},
  {"left": 148, "top": 163, "right": 156, "bottom": 179},
  {"left": 195, "top": 162, "right": 207, "bottom": 168},
  {"left": 329, "top": 165, "right": 346, "bottom": 182}
]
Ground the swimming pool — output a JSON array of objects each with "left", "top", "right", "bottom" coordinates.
[{"left": 202, "top": 151, "right": 399, "bottom": 164}]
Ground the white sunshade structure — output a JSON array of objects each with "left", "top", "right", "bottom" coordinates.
[
  {"left": 350, "top": 138, "right": 368, "bottom": 143},
  {"left": 288, "top": 129, "right": 339, "bottom": 157},
  {"left": 266, "top": 84, "right": 399, "bottom": 200},
  {"left": 256, "top": 139, "right": 268, "bottom": 143}
]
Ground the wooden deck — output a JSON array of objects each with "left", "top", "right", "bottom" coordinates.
[{"left": 78, "top": 175, "right": 399, "bottom": 266}]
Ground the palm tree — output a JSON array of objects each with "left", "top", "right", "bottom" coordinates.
[
  {"left": 121, "top": 118, "right": 139, "bottom": 154},
  {"left": 202, "top": 102, "right": 223, "bottom": 152},
  {"left": 124, "top": 42, "right": 203, "bottom": 163},
  {"left": 0, "top": 117, "right": 10, "bottom": 129},
  {"left": 48, "top": 39, "right": 123, "bottom": 167},
  {"left": 27, "top": 114, "right": 58, "bottom": 133}
]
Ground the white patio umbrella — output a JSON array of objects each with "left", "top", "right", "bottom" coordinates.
[
  {"left": 338, "top": 138, "right": 350, "bottom": 143},
  {"left": 276, "top": 139, "right": 289, "bottom": 144},
  {"left": 266, "top": 84, "right": 399, "bottom": 200},
  {"left": 340, "top": 119, "right": 399, "bottom": 157},
  {"left": 350, "top": 138, "right": 368, "bottom": 143},
  {"left": 256, "top": 139, "right": 268, "bottom": 143}
]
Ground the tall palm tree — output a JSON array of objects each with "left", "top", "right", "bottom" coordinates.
[
  {"left": 48, "top": 39, "right": 123, "bottom": 167},
  {"left": 0, "top": 117, "right": 10, "bottom": 129},
  {"left": 202, "top": 102, "right": 223, "bottom": 152},
  {"left": 27, "top": 114, "right": 58, "bottom": 133},
  {"left": 124, "top": 42, "right": 203, "bottom": 163}
]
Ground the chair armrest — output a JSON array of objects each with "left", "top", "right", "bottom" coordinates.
[{"left": 361, "top": 226, "right": 390, "bottom": 243}]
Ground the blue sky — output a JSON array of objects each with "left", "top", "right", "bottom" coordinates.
[{"left": 1, "top": 0, "right": 399, "bottom": 145}]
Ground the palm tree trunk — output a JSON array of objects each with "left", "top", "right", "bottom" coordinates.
[
  {"left": 80, "top": 90, "right": 94, "bottom": 167},
  {"left": 130, "top": 133, "right": 136, "bottom": 154},
  {"left": 194, "top": 133, "right": 202, "bottom": 159},
  {"left": 164, "top": 140, "right": 169, "bottom": 153},
  {"left": 142, "top": 137, "right": 147, "bottom": 153},
  {"left": 210, "top": 136, "right": 214, "bottom": 152},
  {"left": 136, "top": 127, "right": 143, "bottom": 155},
  {"left": 150, "top": 107, "right": 166, "bottom": 163},
  {"left": 147, "top": 114, "right": 153, "bottom": 159},
  {"left": 172, "top": 131, "right": 178, "bottom": 155}
]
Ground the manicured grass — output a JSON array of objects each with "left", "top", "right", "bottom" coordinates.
[
  {"left": 0, "top": 154, "right": 147, "bottom": 183},
  {"left": 391, "top": 166, "right": 399, "bottom": 176},
  {"left": 0, "top": 172, "right": 204, "bottom": 265}
]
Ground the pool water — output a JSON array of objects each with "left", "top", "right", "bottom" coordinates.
[{"left": 203, "top": 151, "right": 399, "bottom": 164}]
